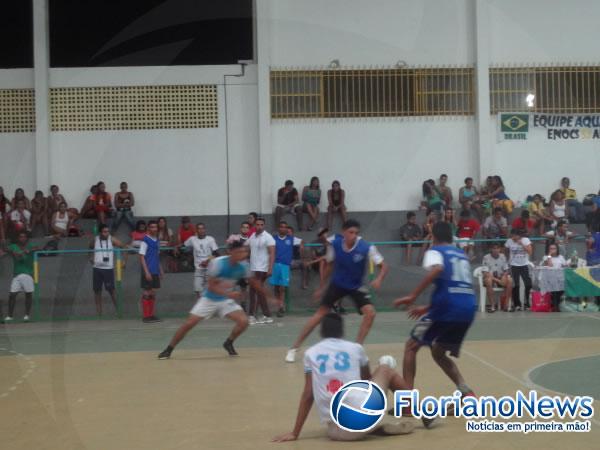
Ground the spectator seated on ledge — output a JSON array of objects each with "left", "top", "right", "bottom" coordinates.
[
  {"left": 481, "top": 242, "right": 512, "bottom": 312},
  {"left": 528, "top": 194, "right": 552, "bottom": 235},
  {"left": 549, "top": 189, "right": 569, "bottom": 228},
  {"left": 112, "top": 181, "right": 135, "bottom": 232},
  {"left": 9, "top": 199, "right": 31, "bottom": 240},
  {"left": 544, "top": 219, "right": 575, "bottom": 257},
  {"left": 327, "top": 180, "right": 347, "bottom": 230},
  {"left": 301, "top": 176, "right": 321, "bottom": 231},
  {"left": 177, "top": 216, "right": 195, "bottom": 245},
  {"left": 560, "top": 177, "right": 586, "bottom": 224},
  {"left": 11, "top": 188, "right": 31, "bottom": 211},
  {"left": 274, "top": 180, "right": 302, "bottom": 231},
  {"left": 436, "top": 173, "right": 453, "bottom": 207},
  {"left": 94, "top": 181, "right": 113, "bottom": 226},
  {"left": 51, "top": 202, "right": 76, "bottom": 238},
  {"left": 511, "top": 210, "right": 536, "bottom": 237},
  {"left": 30, "top": 190, "right": 49, "bottom": 236},
  {"left": 459, "top": 177, "right": 482, "bottom": 219},
  {"left": 421, "top": 179, "right": 444, "bottom": 214},
  {"left": 487, "top": 175, "right": 513, "bottom": 215},
  {"left": 399, "top": 211, "right": 423, "bottom": 264},
  {"left": 483, "top": 207, "right": 508, "bottom": 243},
  {"left": 456, "top": 209, "right": 480, "bottom": 261},
  {"left": 81, "top": 185, "right": 99, "bottom": 219}
]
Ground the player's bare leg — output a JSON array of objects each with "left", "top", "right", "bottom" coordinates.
[
  {"left": 223, "top": 310, "right": 249, "bottom": 356},
  {"left": 158, "top": 315, "right": 203, "bottom": 359},
  {"left": 285, "top": 305, "right": 330, "bottom": 362},
  {"left": 430, "top": 343, "right": 474, "bottom": 397},
  {"left": 356, "top": 304, "right": 376, "bottom": 344},
  {"left": 402, "top": 338, "right": 421, "bottom": 389}
]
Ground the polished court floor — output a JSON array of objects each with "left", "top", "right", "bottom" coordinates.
[{"left": 1, "top": 312, "right": 600, "bottom": 450}]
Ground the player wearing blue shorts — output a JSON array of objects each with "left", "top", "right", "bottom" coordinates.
[
  {"left": 285, "top": 219, "right": 388, "bottom": 363},
  {"left": 270, "top": 221, "right": 298, "bottom": 317},
  {"left": 394, "top": 221, "right": 476, "bottom": 398},
  {"left": 157, "top": 241, "right": 274, "bottom": 359}
]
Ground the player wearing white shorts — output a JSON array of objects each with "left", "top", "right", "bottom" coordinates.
[
  {"left": 158, "top": 241, "right": 274, "bottom": 359},
  {"left": 273, "top": 313, "right": 416, "bottom": 442},
  {"left": 4, "top": 231, "right": 40, "bottom": 323},
  {"left": 182, "top": 223, "right": 219, "bottom": 295}
]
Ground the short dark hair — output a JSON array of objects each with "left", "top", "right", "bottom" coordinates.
[
  {"left": 406, "top": 212, "right": 416, "bottom": 220},
  {"left": 248, "top": 212, "right": 258, "bottom": 219},
  {"left": 288, "top": 225, "right": 294, "bottom": 232},
  {"left": 98, "top": 224, "right": 109, "bottom": 233},
  {"left": 464, "top": 177, "right": 472, "bottom": 184},
  {"left": 241, "top": 221, "right": 250, "bottom": 227},
  {"left": 228, "top": 240, "right": 245, "bottom": 250},
  {"left": 511, "top": 227, "right": 524, "bottom": 236},
  {"left": 521, "top": 210, "right": 530, "bottom": 219},
  {"left": 255, "top": 217, "right": 266, "bottom": 224},
  {"left": 196, "top": 222, "right": 205, "bottom": 227},
  {"left": 493, "top": 207, "right": 503, "bottom": 214},
  {"left": 460, "top": 209, "right": 470, "bottom": 218},
  {"left": 440, "top": 173, "right": 448, "bottom": 179},
  {"left": 557, "top": 219, "right": 567, "bottom": 228},
  {"left": 432, "top": 221, "right": 453, "bottom": 243},
  {"left": 284, "top": 180, "right": 294, "bottom": 187},
  {"left": 278, "top": 221, "right": 288, "bottom": 226},
  {"left": 321, "top": 313, "right": 344, "bottom": 338},
  {"left": 342, "top": 219, "right": 360, "bottom": 230},
  {"left": 147, "top": 220, "right": 158, "bottom": 227}
]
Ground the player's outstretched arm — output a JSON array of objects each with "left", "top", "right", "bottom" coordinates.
[
  {"left": 393, "top": 265, "right": 443, "bottom": 308},
  {"left": 370, "top": 260, "right": 389, "bottom": 290},
  {"left": 272, "top": 373, "right": 314, "bottom": 442}
]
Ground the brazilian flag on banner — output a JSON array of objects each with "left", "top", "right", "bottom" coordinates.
[{"left": 565, "top": 268, "right": 600, "bottom": 297}]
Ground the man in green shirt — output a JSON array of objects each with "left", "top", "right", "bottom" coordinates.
[{"left": 5, "top": 231, "right": 39, "bottom": 323}]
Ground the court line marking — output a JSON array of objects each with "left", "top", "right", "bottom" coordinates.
[
  {"left": 463, "top": 348, "right": 600, "bottom": 427},
  {"left": 0, "top": 348, "right": 37, "bottom": 400}
]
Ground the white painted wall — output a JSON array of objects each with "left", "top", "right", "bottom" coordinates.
[
  {"left": 271, "top": 119, "right": 477, "bottom": 211},
  {"left": 0, "top": 69, "right": 36, "bottom": 199}
]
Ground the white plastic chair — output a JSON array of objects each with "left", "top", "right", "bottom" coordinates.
[{"left": 473, "top": 266, "right": 504, "bottom": 313}]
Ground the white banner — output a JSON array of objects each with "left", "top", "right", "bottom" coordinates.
[{"left": 498, "top": 113, "right": 600, "bottom": 142}]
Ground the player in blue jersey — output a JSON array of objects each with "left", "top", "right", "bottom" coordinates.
[
  {"left": 285, "top": 219, "right": 388, "bottom": 363},
  {"left": 157, "top": 241, "right": 274, "bottom": 359},
  {"left": 394, "top": 221, "right": 476, "bottom": 398}
]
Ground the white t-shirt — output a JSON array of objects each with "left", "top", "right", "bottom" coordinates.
[
  {"left": 93, "top": 236, "right": 114, "bottom": 270},
  {"left": 246, "top": 231, "right": 276, "bottom": 272},
  {"left": 481, "top": 253, "right": 509, "bottom": 276},
  {"left": 184, "top": 235, "right": 218, "bottom": 269},
  {"left": 505, "top": 237, "right": 532, "bottom": 267},
  {"left": 303, "top": 338, "right": 369, "bottom": 424},
  {"left": 544, "top": 255, "right": 567, "bottom": 268},
  {"left": 10, "top": 210, "right": 31, "bottom": 228}
]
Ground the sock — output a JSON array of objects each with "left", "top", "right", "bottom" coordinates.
[
  {"left": 457, "top": 383, "right": 472, "bottom": 395},
  {"left": 142, "top": 296, "right": 152, "bottom": 318}
]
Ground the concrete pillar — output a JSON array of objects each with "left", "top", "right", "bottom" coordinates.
[
  {"left": 474, "top": 0, "right": 493, "bottom": 183},
  {"left": 33, "top": 0, "right": 51, "bottom": 191}
]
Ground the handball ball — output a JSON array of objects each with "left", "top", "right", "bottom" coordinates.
[{"left": 378, "top": 355, "right": 397, "bottom": 369}]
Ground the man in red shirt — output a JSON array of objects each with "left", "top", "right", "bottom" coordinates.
[
  {"left": 456, "top": 210, "right": 480, "bottom": 260},
  {"left": 177, "top": 216, "right": 195, "bottom": 244},
  {"left": 511, "top": 210, "right": 536, "bottom": 236}
]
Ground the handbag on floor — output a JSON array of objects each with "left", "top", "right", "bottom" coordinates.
[{"left": 531, "top": 291, "right": 552, "bottom": 312}]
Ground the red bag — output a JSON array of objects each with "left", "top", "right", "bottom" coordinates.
[{"left": 531, "top": 291, "right": 552, "bottom": 312}]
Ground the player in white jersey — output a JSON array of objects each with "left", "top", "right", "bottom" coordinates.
[
  {"left": 273, "top": 313, "right": 415, "bottom": 442},
  {"left": 182, "top": 223, "right": 219, "bottom": 295}
]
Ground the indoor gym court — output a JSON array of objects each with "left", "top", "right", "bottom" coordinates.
[{"left": 1, "top": 311, "right": 599, "bottom": 450}]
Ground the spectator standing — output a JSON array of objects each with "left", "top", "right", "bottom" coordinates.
[
  {"left": 139, "top": 220, "right": 163, "bottom": 323},
  {"left": 4, "top": 231, "right": 40, "bottom": 322},
  {"left": 247, "top": 212, "right": 258, "bottom": 236},
  {"left": 226, "top": 222, "right": 251, "bottom": 245},
  {"left": 326, "top": 180, "right": 347, "bottom": 230},
  {"left": 505, "top": 228, "right": 533, "bottom": 311},
  {"left": 93, "top": 182, "right": 112, "bottom": 225},
  {"left": 456, "top": 210, "right": 480, "bottom": 261},
  {"left": 275, "top": 180, "right": 302, "bottom": 230},
  {"left": 287, "top": 226, "right": 307, "bottom": 290},
  {"left": 112, "top": 182, "right": 135, "bottom": 232},
  {"left": 89, "top": 224, "right": 127, "bottom": 316},
  {"left": 301, "top": 176, "right": 321, "bottom": 231},
  {"left": 481, "top": 243, "right": 512, "bottom": 312},
  {"left": 560, "top": 177, "right": 586, "bottom": 223},
  {"left": 183, "top": 223, "right": 219, "bottom": 296},
  {"left": 399, "top": 212, "right": 423, "bottom": 264},
  {"left": 542, "top": 243, "right": 567, "bottom": 311},
  {"left": 30, "top": 190, "right": 49, "bottom": 236},
  {"left": 246, "top": 217, "right": 275, "bottom": 324},
  {"left": 157, "top": 217, "right": 174, "bottom": 247},
  {"left": 483, "top": 207, "right": 508, "bottom": 242}
]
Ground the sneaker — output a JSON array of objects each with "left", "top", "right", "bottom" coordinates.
[
  {"left": 514, "top": 306, "right": 522, "bottom": 311},
  {"left": 261, "top": 315, "right": 274, "bottom": 324},
  {"left": 23, "top": 315, "right": 30, "bottom": 322},
  {"left": 378, "top": 355, "right": 397, "bottom": 369},
  {"left": 223, "top": 340, "right": 238, "bottom": 356},
  {"left": 285, "top": 348, "right": 298, "bottom": 363},
  {"left": 276, "top": 308, "right": 285, "bottom": 318},
  {"left": 376, "top": 421, "right": 414, "bottom": 436},
  {"left": 158, "top": 348, "right": 172, "bottom": 360},
  {"left": 142, "top": 316, "right": 161, "bottom": 323},
  {"left": 4, "top": 316, "right": 13, "bottom": 323},
  {"left": 248, "top": 315, "right": 258, "bottom": 325}
]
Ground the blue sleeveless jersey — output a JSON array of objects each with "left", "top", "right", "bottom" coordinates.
[
  {"left": 331, "top": 235, "right": 370, "bottom": 290},
  {"left": 428, "top": 245, "right": 476, "bottom": 322},
  {"left": 204, "top": 256, "right": 250, "bottom": 301},
  {"left": 274, "top": 234, "right": 294, "bottom": 266},
  {"left": 587, "top": 232, "right": 600, "bottom": 266},
  {"left": 142, "top": 235, "right": 160, "bottom": 275}
]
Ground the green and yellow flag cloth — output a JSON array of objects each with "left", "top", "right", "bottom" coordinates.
[{"left": 565, "top": 267, "right": 600, "bottom": 297}]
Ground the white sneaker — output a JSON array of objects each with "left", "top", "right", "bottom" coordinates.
[
  {"left": 261, "top": 316, "right": 274, "bottom": 324},
  {"left": 285, "top": 348, "right": 298, "bottom": 363},
  {"left": 23, "top": 315, "right": 30, "bottom": 322},
  {"left": 4, "top": 316, "right": 13, "bottom": 323},
  {"left": 378, "top": 355, "right": 397, "bottom": 369},
  {"left": 248, "top": 316, "right": 258, "bottom": 325}
]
